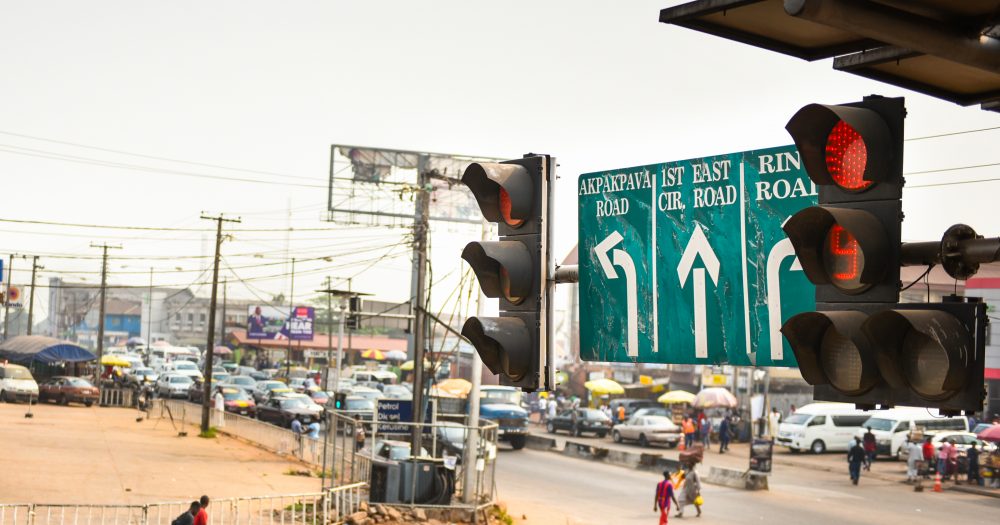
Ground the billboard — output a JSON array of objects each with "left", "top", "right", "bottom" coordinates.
[{"left": 246, "top": 305, "right": 314, "bottom": 341}]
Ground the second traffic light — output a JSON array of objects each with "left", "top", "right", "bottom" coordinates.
[{"left": 461, "top": 155, "right": 552, "bottom": 391}]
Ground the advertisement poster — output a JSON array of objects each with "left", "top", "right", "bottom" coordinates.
[{"left": 246, "top": 305, "right": 314, "bottom": 341}]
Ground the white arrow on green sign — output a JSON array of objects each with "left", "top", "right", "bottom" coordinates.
[{"left": 577, "top": 145, "right": 816, "bottom": 366}]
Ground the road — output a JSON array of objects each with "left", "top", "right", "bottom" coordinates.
[{"left": 495, "top": 447, "right": 1000, "bottom": 525}]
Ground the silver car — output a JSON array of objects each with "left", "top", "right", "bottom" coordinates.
[
  {"left": 611, "top": 415, "right": 682, "bottom": 448},
  {"left": 156, "top": 374, "right": 194, "bottom": 398}
]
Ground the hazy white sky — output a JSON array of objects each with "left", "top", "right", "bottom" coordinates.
[{"left": 1, "top": 1, "right": 998, "bottom": 321}]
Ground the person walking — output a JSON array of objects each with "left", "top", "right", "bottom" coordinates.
[
  {"left": 616, "top": 404, "right": 626, "bottom": 425},
  {"left": 698, "top": 412, "right": 711, "bottom": 448},
  {"left": 653, "top": 469, "right": 679, "bottom": 525},
  {"left": 354, "top": 423, "right": 366, "bottom": 452},
  {"left": 674, "top": 465, "right": 702, "bottom": 518},
  {"left": 847, "top": 440, "right": 866, "bottom": 485},
  {"left": 547, "top": 397, "right": 557, "bottom": 423},
  {"left": 290, "top": 417, "right": 303, "bottom": 457},
  {"left": 306, "top": 419, "right": 321, "bottom": 461},
  {"left": 681, "top": 416, "right": 696, "bottom": 449},
  {"left": 193, "top": 495, "right": 209, "bottom": 525},
  {"left": 212, "top": 388, "right": 225, "bottom": 429},
  {"left": 171, "top": 501, "right": 200, "bottom": 525},
  {"left": 861, "top": 427, "right": 876, "bottom": 471},
  {"left": 538, "top": 396, "right": 548, "bottom": 423},
  {"left": 905, "top": 439, "right": 923, "bottom": 482},
  {"left": 718, "top": 416, "right": 731, "bottom": 453},
  {"left": 767, "top": 407, "right": 781, "bottom": 438},
  {"left": 967, "top": 441, "right": 982, "bottom": 486},
  {"left": 922, "top": 436, "right": 935, "bottom": 478},
  {"left": 946, "top": 438, "right": 959, "bottom": 482},
  {"left": 938, "top": 439, "right": 953, "bottom": 480}
]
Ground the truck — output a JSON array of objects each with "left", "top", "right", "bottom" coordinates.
[{"left": 478, "top": 385, "right": 529, "bottom": 450}]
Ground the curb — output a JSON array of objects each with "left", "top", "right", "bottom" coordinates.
[{"left": 948, "top": 484, "right": 1000, "bottom": 499}]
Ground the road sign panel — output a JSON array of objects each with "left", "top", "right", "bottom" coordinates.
[{"left": 579, "top": 145, "right": 816, "bottom": 366}]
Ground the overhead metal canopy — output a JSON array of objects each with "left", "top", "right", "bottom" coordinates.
[{"left": 660, "top": 0, "right": 1000, "bottom": 112}]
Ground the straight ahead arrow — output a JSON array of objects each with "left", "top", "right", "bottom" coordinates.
[{"left": 677, "top": 224, "right": 721, "bottom": 359}]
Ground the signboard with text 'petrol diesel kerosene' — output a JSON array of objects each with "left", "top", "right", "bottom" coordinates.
[{"left": 578, "top": 145, "right": 816, "bottom": 366}]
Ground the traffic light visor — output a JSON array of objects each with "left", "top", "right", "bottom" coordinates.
[
  {"left": 863, "top": 310, "right": 972, "bottom": 400},
  {"left": 463, "top": 162, "right": 533, "bottom": 227},
  {"left": 461, "top": 316, "right": 531, "bottom": 381},
  {"left": 461, "top": 241, "right": 533, "bottom": 304},
  {"left": 783, "top": 206, "right": 889, "bottom": 292},
  {"left": 782, "top": 310, "right": 878, "bottom": 396},
  {"left": 786, "top": 103, "right": 893, "bottom": 191}
]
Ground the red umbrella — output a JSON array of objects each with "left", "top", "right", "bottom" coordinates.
[
  {"left": 213, "top": 345, "right": 233, "bottom": 356},
  {"left": 977, "top": 424, "right": 1000, "bottom": 443}
]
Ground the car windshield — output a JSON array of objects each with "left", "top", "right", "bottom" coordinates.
[
  {"left": 864, "top": 417, "right": 896, "bottom": 431},
  {"left": 134, "top": 368, "right": 152, "bottom": 375},
  {"left": 4, "top": 367, "right": 32, "bottom": 380},
  {"left": 581, "top": 409, "right": 609, "bottom": 420},
  {"left": 480, "top": 390, "right": 520, "bottom": 405},
  {"left": 265, "top": 382, "right": 287, "bottom": 390},
  {"left": 384, "top": 386, "right": 408, "bottom": 395},
  {"left": 174, "top": 362, "right": 197, "bottom": 370},
  {"left": 280, "top": 398, "right": 310, "bottom": 409},
  {"left": 345, "top": 399, "right": 374, "bottom": 411},
  {"left": 66, "top": 378, "right": 93, "bottom": 387},
  {"left": 783, "top": 413, "right": 812, "bottom": 425},
  {"left": 223, "top": 390, "right": 249, "bottom": 401},
  {"left": 643, "top": 416, "right": 673, "bottom": 426},
  {"left": 230, "top": 377, "right": 255, "bottom": 385},
  {"left": 170, "top": 376, "right": 192, "bottom": 384}
]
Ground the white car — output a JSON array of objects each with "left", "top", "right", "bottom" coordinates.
[
  {"left": 156, "top": 374, "right": 194, "bottom": 398},
  {"left": 612, "top": 415, "right": 682, "bottom": 447},
  {"left": 899, "top": 431, "right": 997, "bottom": 460},
  {"left": 221, "top": 375, "right": 258, "bottom": 394},
  {"left": 164, "top": 361, "right": 203, "bottom": 380},
  {"left": 0, "top": 363, "right": 39, "bottom": 403}
]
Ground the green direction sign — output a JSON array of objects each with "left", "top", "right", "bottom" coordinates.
[{"left": 578, "top": 145, "right": 816, "bottom": 366}]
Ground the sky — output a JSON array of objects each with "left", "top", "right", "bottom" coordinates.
[{"left": 1, "top": 0, "right": 998, "bottom": 325}]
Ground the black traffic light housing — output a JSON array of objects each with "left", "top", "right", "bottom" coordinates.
[
  {"left": 461, "top": 155, "right": 551, "bottom": 391},
  {"left": 333, "top": 392, "right": 347, "bottom": 410}
]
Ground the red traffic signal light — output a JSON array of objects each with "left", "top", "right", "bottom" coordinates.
[{"left": 462, "top": 162, "right": 539, "bottom": 233}]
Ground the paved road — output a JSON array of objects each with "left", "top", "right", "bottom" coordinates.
[{"left": 495, "top": 447, "right": 1000, "bottom": 525}]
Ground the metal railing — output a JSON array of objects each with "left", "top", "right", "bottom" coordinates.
[{"left": 0, "top": 484, "right": 366, "bottom": 525}]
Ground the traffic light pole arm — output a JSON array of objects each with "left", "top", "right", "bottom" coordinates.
[
  {"left": 900, "top": 224, "right": 1000, "bottom": 280},
  {"left": 553, "top": 264, "right": 579, "bottom": 284}
]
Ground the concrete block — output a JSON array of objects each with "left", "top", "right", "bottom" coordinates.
[
  {"left": 524, "top": 434, "right": 557, "bottom": 451},
  {"left": 704, "top": 466, "right": 768, "bottom": 491}
]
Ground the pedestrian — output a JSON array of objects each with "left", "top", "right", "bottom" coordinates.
[
  {"left": 938, "top": 439, "right": 953, "bottom": 480},
  {"left": 905, "top": 439, "right": 923, "bottom": 482},
  {"left": 653, "top": 469, "right": 679, "bottom": 525},
  {"left": 290, "top": 417, "right": 303, "bottom": 456},
  {"left": 547, "top": 397, "right": 557, "bottom": 423},
  {"left": 862, "top": 427, "right": 876, "bottom": 470},
  {"left": 616, "top": 404, "right": 626, "bottom": 425},
  {"left": 847, "top": 440, "right": 866, "bottom": 485},
  {"left": 967, "top": 441, "right": 982, "bottom": 486},
  {"left": 682, "top": 416, "right": 696, "bottom": 449},
  {"left": 767, "top": 407, "right": 781, "bottom": 438},
  {"left": 213, "top": 388, "right": 225, "bottom": 428},
  {"left": 538, "top": 396, "right": 548, "bottom": 423},
  {"left": 570, "top": 408, "right": 580, "bottom": 436},
  {"left": 674, "top": 464, "right": 702, "bottom": 518},
  {"left": 193, "top": 495, "right": 209, "bottom": 525},
  {"left": 718, "top": 416, "right": 731, "bottom": 453},
  {"left": 698, "top": 412, "right": 710, "bottom": 448},
  {"left": 171, "top": 501, "right": 200, "bottom": 525},
  {"left": 922, "top": 436, "right": 935, "bottom": 478},
  {"left": 354, "top": 424, "right": 366, "bottom": 452},
  {"left": 306, "top": 418, "right": 321, "bottom": 461},
  {"left": 946, "top": 438, "right": 959, "bottom": 481}
]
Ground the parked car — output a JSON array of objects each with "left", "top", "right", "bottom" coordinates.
[
  {"left": 777, "top": 403, "right": 873, "bottom": 454},
  {"left": 256, "top": 393, "right": 323, "bottom": 427},
  {"left": 631, "top": 407, "right": 672, "bottom": 419},
  {"left": 350, "top": 386, "right": 383, "bottom": 402},
  {"left": 309, "top": 390, "right": 331, "bottom": 405},
  {"left": 0, "top": 363, "right": 39, "bottom": 403},
  {"left": 899, "top": 431, "right": 997, "bottom": 461},
  {"left": 856, "top": 408, "right": 970, "bottom": 458},
  {"left": 547, "top": 408, "right": 613, "bottom": 437},
  {"left": 163, "top": 361, "right": 203, "bottom": 380},
  {"left": 248, "top": 370, "right": 269, "bottom": 381},
  {"left": 608, "top": 398, "right": 659, "bottom": 423},
  {"left": 125, "top": 366, "right": 159, "bottom": 387},
  {"left": 363, "top": 439, "right": 429, "bottom": 462},
  {"left": 479, "top": 385, "right": 529, "bottom": 450},
  {"left": 253, "top": 380, "right": 292, "bottom": 403},
  {"left": 156, "top": 374, "right": 194, "bottom": 398},
  {"left": 382, "top": 384, "right": 412, "bottom": 401},
  {"left": 218, "top": 387, "right": 257, "bottom": 417},
  {"left": 221, "top": 375, "right": 257, "bottom": 394},
  {"left": 612, "top": 415, "right": 682, "bottom": 447},
  {"left": 188, "top": 377, "right": 221, "bottom": 403},
  {"left": 288, "top": 377, "right": 308, "bottom": 393},
  {"left": 38, "top": 376, "right": 99, "bottom": 406},
  {"left": 332, "top": 396, "right": 375, "bottom": 426}
]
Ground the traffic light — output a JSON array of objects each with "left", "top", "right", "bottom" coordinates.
[
  {"left": 347, "top": 296, "right": 362, "bottom": 330},
  {"left": 332, "top": 392, "right": 347, "bottom": 410},
  {"left": 780, "top": 95, "right": 986, "bottom": 413},
  {"left": 461, "top": 154, "right": 552, "bottom": 391}
]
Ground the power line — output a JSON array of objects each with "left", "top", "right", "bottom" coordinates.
[
  {"left": 0, "top": 217, "right": 375, "bottom": 233},
  {"left": 906, "top": 126, "right": 1000, "bottom": 142}
]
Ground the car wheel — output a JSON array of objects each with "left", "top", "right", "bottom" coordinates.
[
  {"left": 546, "top": 422, "right": 555, "bottom": 434},
  {"left": 811, "top": 440, "right": 826, "bottom": 454},
  {"left": 612, "top": 431, "right": 622, "bottom": 443},
  {"left": 60, "top": 394, "right": 69, "bottom": 406},
  {"left": 509, "top": 435, "right": 527, "bottom": 450},
  {"left": 667, "top": 441, "right": 678, "bottom": 449},
  {"left": 84, "top": 400, "right": 94, "bottom": 407},
  {"left": 639, "top": 434, "right": 649, "bottom": 448},
  {"left": 596, "top": 432, "right": 607, "bottom": 439},
  {"left": 0, "top": 390, "right": 5, "bottom": 402}
]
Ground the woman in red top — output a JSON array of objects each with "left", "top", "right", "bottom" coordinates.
[{"left": 921, "top": 437, "right": 935, "bottom": 478}]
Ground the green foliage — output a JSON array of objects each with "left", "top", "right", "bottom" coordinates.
[{"left": 198, "top": 427, "right": 218, "bottom": 438}]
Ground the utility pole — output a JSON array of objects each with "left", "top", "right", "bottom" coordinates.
[
  {"left": 3, "top": 254, "right": 15, "bottom": 341},
  {"left": 463, "top": 223, "right": 488, "bottom": 503},
  {"left": 200, "top": 213, "right": 241, "bottom": 433},
  {"left": 286, "top": 258, "right": 296, "bottom": 376},
  {"left": 146, "top": 267, "right": 154, "bottom": 349},
  {"left": 90, "top": 243, "right": 122, "bottom": 361},
  {"left": 346, "top": 277, "right": 353, "bottom": 367},
  {"left": 27, "top": 256, "right": 41, "bottom": 335},
  {"left": 410, "top": 167, "right": 430, "bottom": 456},
  {"left": 325, "top": 276, "right": 334, "bottom": 390},
  {"left": 219, "top": 277, "right": 227, "bottom": 347}
]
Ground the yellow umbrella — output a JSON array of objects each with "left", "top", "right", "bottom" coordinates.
[
  {"left": 400, "top": 359, "right": 432, "bottom": 371},
  {"left": 100, "top": 355, "right": 132, "bottom": 367},
  {"left": 431, "top": 378, "right": 472, "bottom": 398},
  {"left": 360, "top": 349, "right": 386, "bottom": 361},
  {"left": 584, "top": 378, "right": 625, "bottom": 395},
  {"left": 657, "top": 389, "right": 696, "bottom": 404}
]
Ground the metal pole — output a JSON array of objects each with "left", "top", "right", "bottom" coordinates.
[
  {"left": 200, "top": 214, "right": 240, "bottom": 433},
  {"left": 27, "top": 256, "right": 39, "bottom": 336},
  {"left": 335, "top": 297, "right": 346, "bottom": 390},
  {"left": 219, "top": 278, "right": 227, "bottom": 348},
  {"left": 147, "top": 268, "right": 154, "bottom": 350},
  {"left": 3, "top": 254, "right": 14, "bottom": 341},
  {"left": 90, "top": 244, "right": 121, "bottom": 361},
  {"left": 325, "top": 276, "right": 334, "bottom": 390},
  {"left": 347, "top": 278, "right": 353, "bottom": 367},
  {"left": 411, "top": 165, "right": 430, "bottom": 456},
  {"left": 286, "top": 258, "right": 296, "bottom": 376},
  {"left": 463, "top": 222, "right": 488, "bottom": 504}
]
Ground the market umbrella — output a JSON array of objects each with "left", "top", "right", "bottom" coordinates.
[
  {"left": 213, "top": 345, "right": 233, "bottom": 356},
  {"left": 100, "top": 355, "right": 132, "bottom": 367},
  {"left": 584, "top": 378, "right": 625, "bottom": 396},
  {"left": 432, "top": 378, "right": 472, "bottom": 398},
  {"left": 385, "top": 350, "right": 407, "bottom": 361},
  {"left": 151, "top": 340, "right": 171, "bottom": 348},
  {"left": 976, "top": 424, "right": 1000, "bottom": 443},
  {"left": 126, "top": 337, "right": 146, "bottom": 346},
  {"left": 400, "top": 359, "right": 432, "bottom": 371},
  {"left": 693, "top": 387, "right": 738, "bottom": 409},
  {"left": 658, "top": 389, "right": 696, "bottom": 405},
  {"left": 361, "top": 349, "right": 386, "bottom": 361}
]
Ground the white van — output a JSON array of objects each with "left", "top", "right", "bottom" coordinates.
[
  {"left": 776, "top": 403, "right": 873, "bottom": 454},
  {"left": 0, "top": 363, "right": 40, "bottom": 403},
  {"left": 855, "top": 407, "right": 969, "bottom": 459},
  {"left": 353, "top": 370, "right": 397, "bottom": 385}
]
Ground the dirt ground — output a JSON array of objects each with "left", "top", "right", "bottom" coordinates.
[{"left": 0, "top": 401, "right": 324, "bottom": 504}]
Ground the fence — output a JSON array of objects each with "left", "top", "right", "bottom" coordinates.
[
  {"left": 99, "top": 387, "right": 134, "bottom": 408},
  {"left": 0, "top": 484, "right": 366, "bottom": 525}
]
